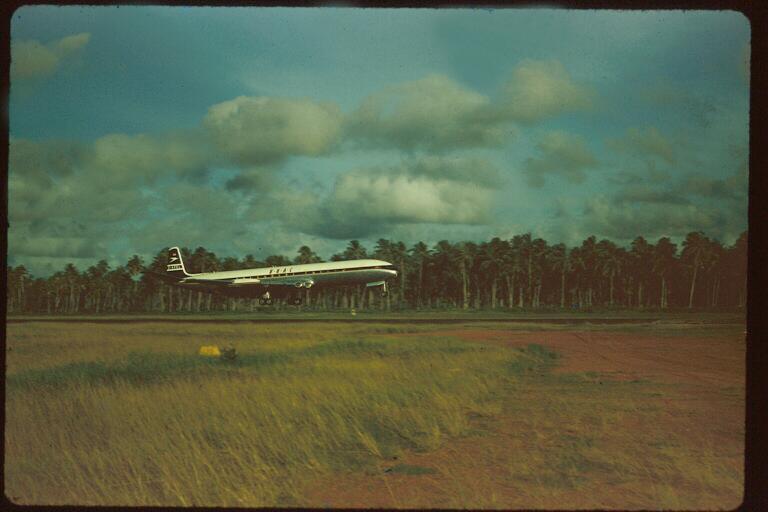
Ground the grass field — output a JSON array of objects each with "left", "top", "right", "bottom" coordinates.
[
  {"left": 6, "top": 309, "right": 746, "bottom": 322},
  {"left": 4, "top": 319, "right": 745, "bottom": 508}
]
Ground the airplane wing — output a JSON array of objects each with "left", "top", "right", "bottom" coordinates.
[
  {"left": 143, "top": 270, "right": 235, "bottom": 287},
  {"left": 142, "top": 269, "right": 188, "bottom": 283},
  {"left": 183, "top": 275, "right": 314, "bottom": 289},
  {"left": 145, "top": 270, "right": 314, "bottom": 290},
  {"left": 255, "top": 276, "right": 315, "bottom": 289}
]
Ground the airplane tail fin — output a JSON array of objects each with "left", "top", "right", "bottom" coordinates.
[{"left": 166, "top": 246, "right": 191, "bottom": 277}]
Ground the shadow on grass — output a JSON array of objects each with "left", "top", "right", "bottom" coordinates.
[
  {"left": 7, "top": 351, "right": 293, "bottom": 389},
  {"left": 7, "top": 336, "right": 485, "bottom": 389}
]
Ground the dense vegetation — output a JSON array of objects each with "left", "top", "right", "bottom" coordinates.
[{"left": 6, "top": 231, "right": 747, "bottom": 314}]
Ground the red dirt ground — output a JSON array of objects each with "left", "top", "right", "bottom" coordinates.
[
  {"left": 302, "top": 328, "right": 745, "bottom": 509},
  {"left": 446, "top": 329, "right": 744, "bottom": 387}
]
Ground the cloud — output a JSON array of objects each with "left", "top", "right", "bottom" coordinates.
[
  {"left": 580, "top": 195, "right": 741, "bottom": 242},
  {"left": 53, "top": 32, "right": 91, "bottom": 55},
  {"left": 612, "top": 184, "right": 690, "bottom": 206},
  {"left": 84, "top": 130, "right": 215, "bottom": 185},
  {"left": 9, "top": 131, "right": 215, "bottom": 224},
  {"left": 560, "top": 164, "right": 748, "bottom": 245},
  {"left": 9, "top": 235, "right": 103, "bottom": 259},
  {"left": 680, "top": 170, "right": 747, "bottom": 203},
  {"left": 11, "top": 32, "right": 90, "bottom": 80},
  {"left": 347, "top": 74, "right": 509, "bottom": 152},
  {"left": 640, "top": 83, "right": 716, "bottom": 127},
  {"left": 523, "top": 130, "right": 598, "bottom": 187},
  {"left": 499, "top": 59, "right": 594, "bottom": 124},
  {"left": 610, "top": 167, "right": 746, "bottom": 208},
  {"left": 203, "top": 95, "right": 344, "bottom": 165},
  {"left": 128, "top": 182, "right": 247, "bottom": 252},
  {"left": 273, "top": 157, "right": 501, "bottom": 239},
  {"left": 332, "top": 173, "right": 490, "bottom": 224},
  {"left": 9, "top": 137, "right": 85, "bottom": 183},
  {"left": 8, "top": 132, "right": 215, "bottom": 268},
  {"left": 404, "top": 155, "right": 503, "bottom": 187},
  {"left": 345, "top": 62, "right": 593, "bottom": 153},
  {"left": 606, "top": 126, "right": 676, "bottom": 164},
  {"left": 223, "top": 167, "right": 276, "bottom": 192}
]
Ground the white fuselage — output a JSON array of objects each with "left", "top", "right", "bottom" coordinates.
[
  {"left": 193, "top": 259, "right": 393, "bottom": 280},
  {"left": 178, "top": 258, "right": 397, "bottom": 297}
]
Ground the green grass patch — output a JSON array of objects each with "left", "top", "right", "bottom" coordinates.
[
  {"left": 7, "top": 352, "right": 244, "bottom": 388},
  {"left": 506, "top": 343, "right": 559, "bottom": 375},
  {"left": 385, "top": 463, "right": 437, "bottom": 475}
]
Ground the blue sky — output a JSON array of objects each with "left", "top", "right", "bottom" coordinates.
[{"left": 8, "top": 7, "right": 750, "bottom": 276}]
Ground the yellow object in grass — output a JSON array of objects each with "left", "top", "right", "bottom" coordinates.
[{"left": 198, "top": 345, "right": 221, "bottom": 357}]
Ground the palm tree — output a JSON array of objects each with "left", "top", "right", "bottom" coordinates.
[
  {"left": 409, "top": 241, "right": 431, "bottom": 309},
  {"left": 7, "top": 266, "right": 30, "bottom": 313},
  {"left": 510, "top": 234, "right": 533, "bottom": 307},
  {"left": 137, "top": 249, "right": 167, "bottom": 311},
  {"left": 337, "top": 241, "right": 368, "bottom": 309},
  {"left": 220, "top": 256, "right": 241, "bottom": 270},
  {"left": 343, "top": 240, "right": 368, "bottom": 260},
  {"left": 629, "top": 237, "right": 654, "bottom": 308},
  {"left": 84, "top": 261, "right": 109, "bottom": 313},
  {"left": 652, "top": 237, "right": 677, "bottom": 309},
  {"left": 375, "top": 240, "right": 410, "bottom": 309},
  {"left": 49, "top": 270, "right": 66, "bottom": 313},
  {"left": 12, "top": 229, "right": 750, "bottom": 313},
  {"left": 294, "top": 245, "right": 322, "bottom": 264},
  {"left": 729, "top": 231, "right": 747, "bottom": 308},
  {"left": 597, "top": 240, "right": 622, "bottom": 307},
  {"left": 242, "top": 254, "right": 261, "bottom": 268},
  {"left": 530, "top": 238, "right": 548, "bottom": 308},
  {"left": 190, "top": 248, "right": 210, "bottom": 311},
  {"left": 106, "top": 265, "right": 133, "bottom": 312},
  {"left": 548, "top": 244, "right": 569, "bottom": 309},
  {"left": 705, "top": 239, "right": 725, "bottom": 308},
  {"left": 62, "top": 263, "right": 84, "bottom": 313},
  {"left": 453, "top": 242, "right": 476, "bottom": 309},
  {"left": 125, "top": 255, "right": 144, "bottom": 311},
  {"left": 265, "top": 254, "right": 291, "bottom": 267},
  {"left": 479, "top": 238, "right": 508, "bottom": 309},
  {"left": 572, "top": 236, "right": 598, "bottom": 308},
  {"left": 502, "top": 240, "right": 522, "bottom": 309},
  {"left": 432, "top": 240, "right": 461, "bottom": 308},
  {"left": 681, "top": 231, "right": 711, "bottom": 309},
  {"left": 391, "top": 241, "right": 408, "bottom": 307},
  {"left": 373, "top": 239, "right": 395, "bottom": 309}
]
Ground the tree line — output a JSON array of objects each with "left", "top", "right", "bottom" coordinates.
[{"left": 6, "top": 231, "right": 747, "bottom": 314}]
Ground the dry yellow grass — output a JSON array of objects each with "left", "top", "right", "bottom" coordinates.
[{"left": 6, "top": 322, "right": 509, "bottom": 506}]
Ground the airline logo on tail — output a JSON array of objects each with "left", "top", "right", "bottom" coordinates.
[{"left": 166, "top": 247, "right": 186, "bottom": 273}]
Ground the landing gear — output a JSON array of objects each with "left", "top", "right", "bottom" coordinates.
[
  {"left": 259, "top": 291, "right": 273, "bottom": 306},
  {"left": 380, "top": 281, "right": 389, "bottom": 297}
]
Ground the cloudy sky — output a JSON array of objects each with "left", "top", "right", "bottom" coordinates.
[{"left": 9, "top": 7, "right": 750, "bottom": 276}]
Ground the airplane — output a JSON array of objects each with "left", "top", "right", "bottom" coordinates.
[{"left": 147, "top": 247, "right": 398, "bottom": 306}]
